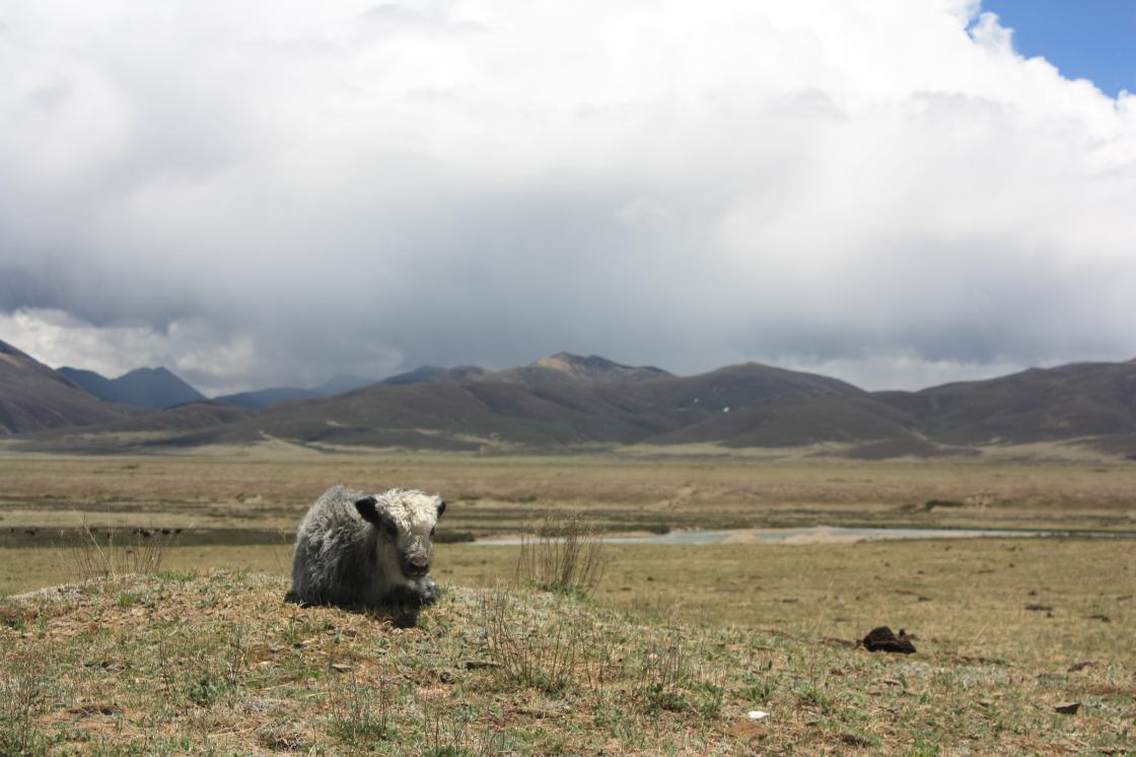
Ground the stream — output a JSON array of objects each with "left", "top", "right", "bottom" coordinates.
[{"left": 473, "top": 525, "right": 1136, "bottom": 546}]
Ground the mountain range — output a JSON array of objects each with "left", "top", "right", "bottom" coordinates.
[
  {"left": 58, "top": 366, "right": 206, "bottom": 409},
  {"left": 212, "top": 375, "right": 375, "bottom": 410},
  {"left": 0, "top": 340, "right": 137, "bottom": 434},
  {"left": 3, "top": 338, "right": 1136, "bottom": 457}
]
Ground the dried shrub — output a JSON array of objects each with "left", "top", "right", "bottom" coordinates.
[
  {"left": 636, "top": 635, "right": 723, "bottom": 717},
  {"left": 514, "top": 510, "right": 609, "bottom": 599},
  {"left": 61, "top": 522, "right": 179, "bottom": 581},
  {"left": 479, "top": 588, "right": 622, "bottom": 695},
  {"left": 0, "top": 653, "right": 51, "bottom": 754},
  {"left": 326, "top": 673, "right": 395, "bottom": 747},
  {"left": 420, "top": 700, "right": 504, "bottom": 756}
]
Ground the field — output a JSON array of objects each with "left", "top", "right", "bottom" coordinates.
[{"left": 2, "top": 447, "right": 1135, "bottom": 753}]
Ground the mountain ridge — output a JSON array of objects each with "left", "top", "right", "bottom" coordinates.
[
  {"left": 59, "top": 366, "right": 206, "bottom": 409},
  {"left": 0, "top": 339, "right": 137, "bottom": 434},
  {"left": 6, "top": 341, "right": 1136, "bottom": 455}
]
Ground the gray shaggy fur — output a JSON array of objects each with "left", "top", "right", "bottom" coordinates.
[{"left": 287, "top": 485, "right": 446, "bottom": 626}]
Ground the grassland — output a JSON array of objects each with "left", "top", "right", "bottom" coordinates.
[
  {"left": 2, "top": 541, "right": 1134, "bottom": 754},
  {"left": 3, "top": 445, "right": 1136, "bottom": 545},
  {"left": 2, "top": 448, "right": 1135, "bottom": 752}
]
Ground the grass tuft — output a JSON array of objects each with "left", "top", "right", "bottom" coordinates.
[
  {"left": 326, "top": 673, "right": 396, "bottom": 747},
  {"left": 514, "top": 510, "right": 609, "bottom": 599},
  {"left": 480, "top": 587, "right": 584, "bottom": 694},
  {"left": 60, "top": 522, "right": 179, "bottom": 582},
  {"left": 0, "top": 653, "right": 51, "bottom": 754}
]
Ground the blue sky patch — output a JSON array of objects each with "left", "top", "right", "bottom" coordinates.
[{"left": 981, "top": 0, "right": 1134, "bottom": 97}]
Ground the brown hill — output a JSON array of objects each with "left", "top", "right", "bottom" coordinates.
[
  {"left": 189, "top": 356, "right": 1136, "bottom": 452},
  {"left": 493, "top": 352, "right": 671, "bottom": 385},
  {"left": 645, "top": 394, "right": 920, "bottom": 447},
  {"left": 10, "top": 345, "right": 1136, "bottom": 456},
  {"left": 137, "top": 357, "right": 878, "bottom": 450},
  {"left": 873, "top": 361, "right": 1136, "bottom": 444},
  {"left": 0, "top": 340, "right": 137, "bottom": 435}
]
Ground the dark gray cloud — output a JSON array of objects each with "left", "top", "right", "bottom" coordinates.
[{"left": 1, "top": 0, "right": 1134, "bottom": 393}]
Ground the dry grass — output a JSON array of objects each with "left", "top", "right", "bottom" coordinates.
[
  {"left": 1, "top": 449, "right": 1134, "bottom": 751},
  {"left": 513, "top": 510, "right": 609, "bottom": 598},
  {"left": 4, "top": 450, "right": 1136, "bottom": 545},
  {"left": 4, "top": 539, "right": 1134, "bottom": 671},
  {"left": 61, "top": 523, "right": 175, "bottom": 582},
  {"left": 2, "top": 569, "right": 1133, "bottom": 753},
  {"left": 480, "top": 586, "right": 587, "bottom": 693}
]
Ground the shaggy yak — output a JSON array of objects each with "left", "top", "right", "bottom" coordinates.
[{"left": 287, "top": 485, "right": 446, "bottom": 627}]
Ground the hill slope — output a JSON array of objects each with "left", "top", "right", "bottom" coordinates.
[
  {"left": 2, "top": 558, "right": 1131, "bottom": 754},
  {"left": 213, "top": 386, "right": 320, "bottom": 410},
  {"left": 151, "top": 356, "right": 881, "bottom": 450},
  {"left": 13, "top": 347, "right": 1136, "bottom": 454},
  {"left": 195, "top": 355, "right": 1136, "bottom": 452},
  {"left": 59, "top": 366, "right": 206, "bottom": 409},
  {"left": 214, "top": 375, "right": 383, "bottom": 410},
  {"left": 494, "top": 352, "right": 671, "bottom": 385},
  {"left": 0, "top": 340, "right": 135, "bottom": 434},
  {"left": 874, "top": 360, "right": 1136, "bottom": 444}
]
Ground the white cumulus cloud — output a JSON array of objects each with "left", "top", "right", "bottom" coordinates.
[{"left": 0, "top": 0, "right": 1133, "bottom": 392}]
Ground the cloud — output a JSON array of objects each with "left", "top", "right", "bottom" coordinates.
[{"left": 0, "top": 0, "right": 1133, "bottom": 392}]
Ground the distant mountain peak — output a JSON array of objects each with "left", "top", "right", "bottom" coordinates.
[
  {"left": 58, "top": 364, "right": 205, "bottom": 409},
  {"left": 531, "top": 352, "right": 671, "bottom": 381},
  {"left": 124, "top": 366, "right": 175, "bottom": 378}
]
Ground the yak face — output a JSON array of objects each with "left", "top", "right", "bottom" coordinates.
[{"left": 355, "top": 490, "right": 446, "bottom": 580}]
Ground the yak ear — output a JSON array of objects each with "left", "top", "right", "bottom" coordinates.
[
  {"left": 354, "top": 496, "right": 381, "bottom": 524},
  {"left": 436, "top": 499, "right": 446, "bottom": 518}
]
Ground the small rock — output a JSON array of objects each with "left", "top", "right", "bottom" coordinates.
[
  {"left": 1025, "top": 604, "right": 1053, "bottom": 612},
  {"left": 861, "top": 626, "right": 916, "bottom": 654},
  {"left": 329, "top": 663, "right": 353, "bottom": 673},
  {"left": 747, "top": 710, "right": 769, "bottom": 721},
  {"left": 1054, "top": 702, "right": 1081, "bottom": 715},
  {"left": 1087, "top": 614, "right": 1111, "bottom": 623}
]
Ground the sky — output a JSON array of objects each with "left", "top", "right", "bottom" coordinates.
[
  {"left": 981, "top": 0, "right": 1134, "bottom": 98},
  {"left": 0, "top": 0, "right": 1134, "bottom": 395}
]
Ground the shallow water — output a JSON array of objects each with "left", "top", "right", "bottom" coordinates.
[{"left": 474, "top": 525, "right": 1136, "bottom": 546}]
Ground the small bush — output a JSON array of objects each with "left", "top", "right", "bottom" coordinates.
[
  {"left": 514, "top": 511, "right": 609, "bottom": 599},
  {"left": 326, "top": 673, "right": 395, "bottom": 747},
  {"left": 187, "top": 674, "right": 229, "bottom": 707},
  {"left": 0, "top": 656, "right": 51, "bottom": 754},
  {"left": 61, "top": 523, "right": 180, "bottom": 581},
  {"left": 635, "top": 635, "right": 722, "bottom": 717},
  {"left": 420, "top": 701, "right": 503, "bottom": 756},
  {"left": 480, "top": 588, "right": 581, "bottom": 694}
]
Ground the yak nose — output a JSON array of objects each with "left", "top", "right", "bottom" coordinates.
[{"left": 408, "top": 555, "right": 430, "bottom": 573}]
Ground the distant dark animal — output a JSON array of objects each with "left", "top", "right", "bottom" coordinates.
[{"left": 287, "top": 485, "right": 446, "bottom": 627}]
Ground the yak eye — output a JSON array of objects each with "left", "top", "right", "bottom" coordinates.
[
  {"left": 384, "top": 522, "right": 398, "bottom": 538},
  {"left": 430, "top": 526, "right": 436, "bottom": 537}
]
